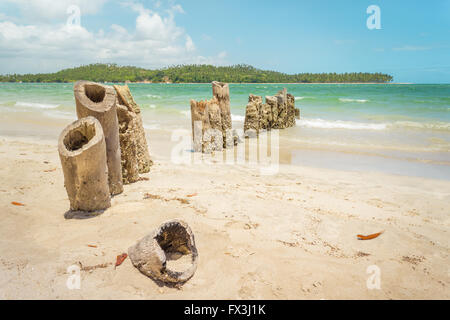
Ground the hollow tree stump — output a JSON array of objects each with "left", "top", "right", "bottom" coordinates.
[
  {"left": 74, "top": 81, "right": 123, "bottom": 195},
  {"left": 113, "top": 85, "right": 153, "bottom": 173},
  {"left": 58, "top": 117, "right": 111, "bottom": 212}
]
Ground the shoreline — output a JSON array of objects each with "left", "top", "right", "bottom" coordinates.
[{"left": 0, "top": 82, "right": 414, "bottom": 85}]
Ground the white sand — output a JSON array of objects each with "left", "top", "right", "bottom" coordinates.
[{"left": 0, "top": 136, "right": 448, "bottom": 299}]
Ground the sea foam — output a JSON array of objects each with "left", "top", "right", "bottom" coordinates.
[
  {"left": 338, "top": 98, "right": 368, "bottom": 103},
  {"left": 231, "top": 114, "right": 245, "bottom": 122},
  {"left": 297, "top": 118, "right": 386, "bottom": 130},
  {"left": 15, "top": 101, "right": 60, "bottom": 109}
]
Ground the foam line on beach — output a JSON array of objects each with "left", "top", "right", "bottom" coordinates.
[
  {"left": 296, "top": 118, "right": 450, "bottom": 132},
  {"left": 339, "top": 98, "right": 369, "bottom": 103},
  {"left": 15, "top": 101, "right": 60, "bottom": 109},
  {"left": 297, "top": 118, "right": 386, "bottom": 130},
  {"left": 231, "top": 114, "right": 245, "bottom": 122}
]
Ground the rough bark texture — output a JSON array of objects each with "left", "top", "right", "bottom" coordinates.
[
  {"left": 113, "top": 85, "right": 153, "bottom": 174},
  {"left": 116, "top": 104, "right": 140, "bottom": 184},
  {"left": 74, "top": 81, "right": 123, "bottom": 195},
  {"left": 244, "top": 94, "right": 262, "bottom": 137},
  {"left": 286, "top": 93, "right": 297, "bottom": 127},
  {"left": 212, "top": 81, "right": 232, "bottom": 147},
  {"left": 128, "top": 219, "right": 198, "bottom": 284},
  {"left": 244, "top": 88, "right": 300, "bottom": 135},
  {"left": 58, "top": 117, "right": 111, "bottom": 212},
  {"left": 190, "top": 98, "right": 223, "bottom": 153}
]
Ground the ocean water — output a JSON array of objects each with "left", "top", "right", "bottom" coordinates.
[{"left": 0, "top": 83, "right": 449, "bottom": 179}]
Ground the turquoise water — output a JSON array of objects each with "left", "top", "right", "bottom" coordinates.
[{"left": 0, "top": 83, "right": 449, "bottom": 179}]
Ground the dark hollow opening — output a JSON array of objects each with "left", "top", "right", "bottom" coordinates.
[
  {"left": 155, "top": 223, "right": 191, "bottom": 256},
  {"left": 64, "top": 122, "right": 96, "bottom": 151},
  {"left": 85, "top": 84, "right": 106, "bottom": 103}
]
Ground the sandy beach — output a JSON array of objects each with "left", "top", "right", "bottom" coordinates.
[{"left": 0, "top": 134, "right": 448, "bottom": 300}]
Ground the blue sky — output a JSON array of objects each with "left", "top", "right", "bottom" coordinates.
[{"left": 0, "top": 0, "right": 449, "bottom": 82}]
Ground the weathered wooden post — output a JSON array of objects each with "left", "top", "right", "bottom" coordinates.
[
  {"left": 117, "top": 104, "right": 140, "bottom": 184},
  {"left": 244, "top": 94, "right": 262, "bottom": 137},
  {"left": 74, "top": 81, "right": 123, "bottom": 195},
  {"left": 58, "top": 117, "right": 111, "bottom": 212},
  {"left": 113, "top": 85, "right": 153, "bottom": 174},
  {"left": 212, "top": 81, "right": 232, "bottom": 147},
  {"left": 190, "top": 98, "right": 223, "bottom": 153}
]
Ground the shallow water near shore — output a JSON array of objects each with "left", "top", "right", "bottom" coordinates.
[{"left": 0, "top": 83, "right": 449, "bottom": 180}]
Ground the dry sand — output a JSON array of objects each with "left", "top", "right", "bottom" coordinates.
[{"left": 0, "top": 135, "right": 449, "bottom": 299}]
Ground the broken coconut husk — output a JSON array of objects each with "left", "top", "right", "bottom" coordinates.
[{"left": 128, "top": 220, "right": 198, "bottom": 284}]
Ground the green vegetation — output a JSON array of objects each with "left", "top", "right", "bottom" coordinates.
[{"left": 0, "top": 63, "right": 393, "bottom": 83}]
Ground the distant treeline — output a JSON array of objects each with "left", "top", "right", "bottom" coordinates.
[{"left": 0, "top": 63, "right": 393, "bottom": 83}]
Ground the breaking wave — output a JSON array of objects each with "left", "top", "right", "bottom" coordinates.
[
  {"left": 15, "top": 101, "right": 60, "bottom": 109},
  {"left": 297, "top": 118, "right": 386, "bottom": 130},
  {"left": 297, "top": 118, "right": 450, "bottom": 131},
  {"left": 338, "top": 98, "right": 368, "bottom": 103},
  {"left": 232, "top": 114, "right": 245, "bottom": 122}
]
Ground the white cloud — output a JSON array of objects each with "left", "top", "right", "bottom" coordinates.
[
  {"left": 0, "top": 2, "right": 228, "bottom": 74},
  {"left": 4, "top": 0, "right": 107, "bottom": 22},
  {"left": 171, "top": 4, "right": 185, "bottom": 14},
  {"left": 185, "top": 36, "right": 195, "bottom": 52}
]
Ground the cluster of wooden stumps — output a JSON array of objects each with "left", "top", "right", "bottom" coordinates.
[
  {"left": 190, "top": 81, "right": 238, "bottom": 153},
  {"left": 190, "top": 84, "right": 301, "bottom": 153},
  {"left": 244, "top": 88, "right": 300, "bottom": 137},
  {"left": 58, "top": 82, "right": 199, "bottom": 285},
  {"left": 58, "top": 81, "right": 152, "bottom": 212}
]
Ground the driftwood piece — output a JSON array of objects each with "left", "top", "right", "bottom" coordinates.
[
  {"left": 128, "top": 219, "right": 198, "bottom": 284},
  {"left": 58, "top": 117, "right": 111, "bottom": 212},
  {"left": 74, "top": 81, "right": 123, "bottom": 195},
  {"left": 113, "top": 85, "right": 153, "bottom": 173}
]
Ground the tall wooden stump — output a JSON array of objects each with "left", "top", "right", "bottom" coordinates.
[
  {"left": 58, "top": 117, "right": 111, "bottom": 212},
  {"left": 74, "top": 81, "right": 123, "bottom": 195},
  {"left": 244, "top": 94, "right": 262, "bottom": 137},
  {"left": 190, "top": 98, "right": 223, "bottom": 153},
  {"left": 117, "top": 104, "right": 140, "bottom": 184},
  {"left": 212, "top": 81, "right": 232, "bottom": 147},
  {"left": 113, "top": 85, "right": 153, "bottom": 174}
]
